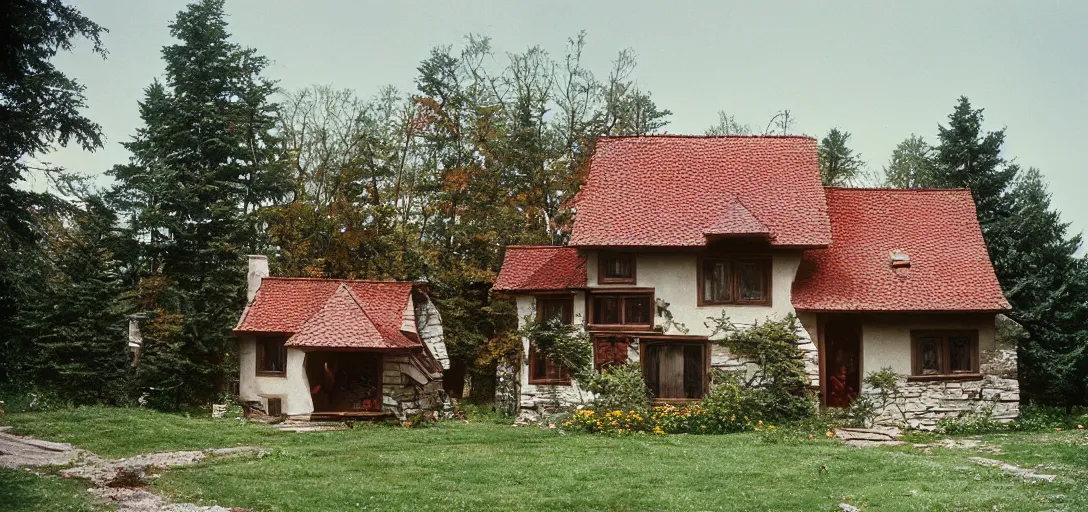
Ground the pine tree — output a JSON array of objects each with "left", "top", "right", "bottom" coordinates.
[
  {"left": 19, "top": 198, "right": 132, "bottom": 403},
  {"left": 110, "top": 0, "right": 288, "bottom": 407},
  {"left": 0, "top": 0, "right": 106, "bottom": 387},
  {"left": 884, "top": 135, "right": 937, "bottom": 188},
  {"left": 818, "top": 128, "right": 864, "bottom": 186}
]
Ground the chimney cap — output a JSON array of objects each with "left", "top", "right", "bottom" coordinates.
[{"left": 248, "top": 254, "right": 268, "bottom": 260}]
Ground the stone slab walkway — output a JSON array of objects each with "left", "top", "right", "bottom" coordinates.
[{"left": 0, "top": 429, "right": 261, "bottom": 512}]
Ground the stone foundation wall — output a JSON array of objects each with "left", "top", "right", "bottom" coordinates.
[
  {"left": 381, "top": 355, "right": 447, "bottom": 420},
  {"left": 869, "top": 375, "right": 1020, "bottom": 430}
]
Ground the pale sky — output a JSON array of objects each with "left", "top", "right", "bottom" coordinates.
[{"left": 37, "top": 0, "right": 1088, "bottom": 242}]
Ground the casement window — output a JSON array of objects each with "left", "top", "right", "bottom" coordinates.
[
  {"left": 255, "top": 336, "right": 288, "bottom": 377},
  {"left": 529, "top": 296, "right": 574, "bottom": 385},
  {"left": 910, "top": 330, "right": 980, "bottom": 379},
  {"left": 642, "top": 342, "right": 708, "bottom": 400},
  {"left": 589, "top": 292, "right": 654, "bottom": 328},
  {"left": 598, "top": 252, "right": 636, "bottom": 284},
  {"left": 593, "top": 336, "right": 630, "bottom": 370},
  {"left": 697, "top": 256, "right": 771, "bottom": 306}
]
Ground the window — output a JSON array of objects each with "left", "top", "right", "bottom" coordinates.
[
  {"left": 698, "top": 257, "right": 771, "bottom": 305},
  {"left": 529, "top": 296, "right": 574, "bottom": 385},
  {"left": 598, "top": 252, "right": 636, "bottom": 284},
  {"left": 910, "top": 330, "right": 980, "bottom": 379},
  {"left": 537, "top": 297, "right": 573, "bottom": 325},
  {"left": 265, "top": 397, "right": 282, "bottom": 417},
  {"left": 593, "top": 336, "right": 630, "bottom": 370},
  {"left": 255, "top": 336, "right": 287, "bottom": 376},
  {"left": 590, "top": 293, "right": 654, "bottom": 327},
  {"left": 642, "top": 342, "right": 707, "bottom": 399}
]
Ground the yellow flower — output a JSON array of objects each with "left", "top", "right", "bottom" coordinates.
[
  {"left": 768, "top": 425, "right": 777, "bottom": 430},
  {"left": 826, "top": 430, "right": 835, "bottom": 438}
]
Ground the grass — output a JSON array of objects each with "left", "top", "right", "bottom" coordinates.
[
  {"left": 0, "top": 468, "right": 106, "bottom": 512},
  {"left": 3, "top": 407, "right": 1088, "bottom": 511}
]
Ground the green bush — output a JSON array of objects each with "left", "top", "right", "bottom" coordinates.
[{"left": 583, "top": 364, "right": 650, "bottom": 413}]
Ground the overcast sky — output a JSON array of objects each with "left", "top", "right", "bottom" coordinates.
[{"left": 37, "top": 0, "right": 1088, "bottom": 241}]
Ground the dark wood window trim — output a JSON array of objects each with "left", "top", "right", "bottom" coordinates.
[
  {"left": 909, "top": 330, "right": 980, "bottom": 381},
  {"left": 640, "top": 339, "right": 710, "bottom": 401},
  {"left": 529, "top": 295, "right": 575, "bottom": 385},
  {"left": 587, "top": 289, "right": 655, "bottom": 330},
  {"left": 696, "top": 255, "right": 772, "bottom": 306},
  {"left": 255, "top": 335, "right": 288, "bottom": 377},
  {"left": 598, "top": 252, "right": 636, "bottom": 285}
]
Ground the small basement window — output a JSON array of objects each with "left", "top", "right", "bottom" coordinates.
[
  {"left": 910, "top": 330, "right": 980, "bottom": 379},
  {"left": 598, "top": 252, "right": 636, "bottom": 284},
  {"left": 256, "top": 336, "right": 287, "bottom": 376},
  {"left": 266, "top": 397, "right": 283, "bottom": 417}
]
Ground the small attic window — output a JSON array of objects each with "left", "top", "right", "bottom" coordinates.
[{"left": 890, "top": 250, "right": 911, "bottom": 269}]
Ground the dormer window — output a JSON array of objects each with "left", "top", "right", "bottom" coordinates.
[
  {"left": 598, "top": 252, "right": 636, "bottom": 284},
  {"left": 890, "top": 250, "right": 911, "bottom": 269}
]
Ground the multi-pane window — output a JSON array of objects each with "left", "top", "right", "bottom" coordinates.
[
  {"left": 529, "top": 296, "right": 574, "bottom": 385},
  {"left": 699, "top": 257, "right": 770, "bottom": 305},
  {"left": 598, "top": 253, "right": 636, "bottom": 284},
  {"left": 256, "top": 336, "right": 287, "bottom": 376},
  {"left": 590, "top": 293, "right": 654, "bottom": 327},
  {"left": 911, "top": 330, "right": 979, "bottom": 377}
]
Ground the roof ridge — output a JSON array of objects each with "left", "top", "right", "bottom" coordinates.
[
  {"left": 824, "top": 186, "right": 973, "bottom": 193},
  {"left": 598, "top": 134, "right": 816, "bottom": 141},
  {"left": 504, "top": 245, "right": 570, "bottom": 250},
  {"left": 262, "top": 276, "right": 417, "bottom": 284}
]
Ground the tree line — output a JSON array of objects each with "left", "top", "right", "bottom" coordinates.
[{"left": 1, "top": 0, "right": 1084, "bottom": 409}]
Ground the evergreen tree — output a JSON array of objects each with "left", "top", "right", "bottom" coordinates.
[
  {"left": 884, "top": 134, "right": 937, "bottom": 188},
  {"left": 0, "top": 0, "right": 106, "bottom": 387},
  {"left": 932, "top": 97, "right": 1016, "bottom": 232},
  {"left": 818, "top": 128, "right": 864, "bottom": 186},
  {"left": 18, "top": 197, "right": 132, "bottom": 403},
  {"left": 110, "top": 0, "right": 288, "bottom": 407}
]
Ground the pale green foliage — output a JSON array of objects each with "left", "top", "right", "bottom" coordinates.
[
  {"left": 884, "top": 134, "right": 937, "bottom": 188},
  {"left": 517, "top": 316, "right": 593, "bottom": 379},
  {"left": 705, "top": 110, "right": 752, "bottom": 136},
  {"left": 583, "top": 364, "right": 651, "bottom": 412},
  {"left": 818, "top": 128, "right": 864, "bottom": 186}
]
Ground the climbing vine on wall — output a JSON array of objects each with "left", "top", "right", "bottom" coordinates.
[{"left": 518, "top": 316, "right": 593, "bottom": 379}]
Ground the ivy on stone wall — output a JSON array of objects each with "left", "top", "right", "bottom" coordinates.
[{"left": 518, "top": 316, "right": 593, "bottom": 379}]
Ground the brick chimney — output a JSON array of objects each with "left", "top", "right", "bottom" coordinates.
[{"left": 247, "top": 255, "right": 270, "bottom": 303}]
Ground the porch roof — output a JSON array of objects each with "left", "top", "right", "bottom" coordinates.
[{"left": 234, "top": 278, "right": 420, "bottom": 349}]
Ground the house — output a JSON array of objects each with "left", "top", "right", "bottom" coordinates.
[
  {"left": 493, "top": 135, "right": 1019, "bottom": 429},
  {"left": 233, "top": 256, "right": 449, "bottom": 421}
]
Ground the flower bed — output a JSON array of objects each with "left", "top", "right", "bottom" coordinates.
[{"left": 565, "top": 404, "right": 775, "bottom": 435}]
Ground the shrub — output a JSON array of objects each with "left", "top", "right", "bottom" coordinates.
[
  {"left": 517, "top": 316, "right": 592, "bottom": 378},
  {"left": 583, "top": 364, "right": 650, "bottom": 413}
]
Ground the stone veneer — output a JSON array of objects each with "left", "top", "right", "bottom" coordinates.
[
  {"left": 868, "top": 374, "right": 1020, "bottom": 431},
  {"left": 381, "top": 355, "right": 447, "bottom": 420}
]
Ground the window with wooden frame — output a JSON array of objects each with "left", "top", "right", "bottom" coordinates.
[
  {"left": 593, "top": 336, "right": 630, "bottom": 370},
  {"left": 589, "top": 292, "right": 654, "bottom": 329},
  {"left": 697, "top": 256, "right": 771, "bottom": 306},
  {"left": 255, "top": 336, "right": 288, "bottom": 376},
  {"left": 529, "top": 296, "right": 574, "bottom": 385},
  {"left": 910, "top": 330, "right": 980, "bottom": 380},
  {"left": 642, "top": 341, "right": 708, "bottom": 400},
  {"left": 598, "top": 252, "right": 636, "bottom": 284}
]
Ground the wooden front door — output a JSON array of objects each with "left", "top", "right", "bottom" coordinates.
[{"left": 822, "top": 316, "right": 862, "bottom": 408}]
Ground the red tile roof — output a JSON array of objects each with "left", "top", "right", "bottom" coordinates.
[
  {"left": 284, "top": 284, "right": 416, "bottom": 349},
  {"left": 569, "top": 136, "right": 831, "bottom": 247},
  {"left": 493, "top": 246, "right": 587, "bottom": 292},
  {"left": 791, "top": 188, "right": 1009, "bottom": 312},
  {"left": 234, "top": 278, "right": 419, "bottom": 349}
]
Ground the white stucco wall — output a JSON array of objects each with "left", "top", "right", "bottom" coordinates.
[
  {"left": 237, "top": 335, "right": 313, "bottom": 416},
  {"left": 859, "top": 313, "right": 997, "bottom": 377},
  {"left": 585, "top": 251, "right": 806, "bottom": 334},
  {"left": 516, "top": 294, "right": 592, "bottom": 409}
]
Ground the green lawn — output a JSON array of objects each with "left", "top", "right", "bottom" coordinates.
[{"left": 4, "top": 407, "right": 1087, "bottom": 511}]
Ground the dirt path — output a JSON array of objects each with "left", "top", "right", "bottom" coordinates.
[{"left": 0, "top": 427, "right": 262, "bottom": 512}]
